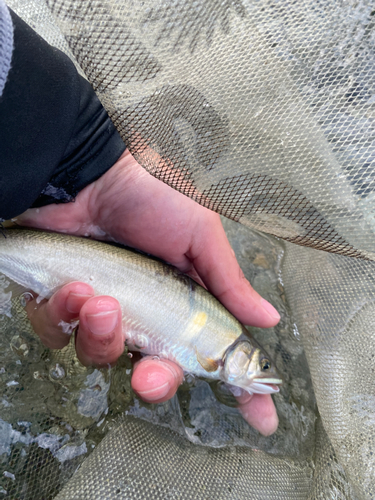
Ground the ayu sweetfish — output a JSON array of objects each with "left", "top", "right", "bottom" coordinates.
[{"left": 0, "top": 229, "right": 282, "bottom": 395}]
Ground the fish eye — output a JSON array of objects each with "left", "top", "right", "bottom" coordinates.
[{"left": 261, "top": 358, "right": 271, "bottom": 371}]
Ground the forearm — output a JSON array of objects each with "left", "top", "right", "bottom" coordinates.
[{"left": 0, "top": 1, "right": 126, "bottom": 220}]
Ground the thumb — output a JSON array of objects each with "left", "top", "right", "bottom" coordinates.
[{"left": 189, "top": 212, "right": 280, "bottom": 327}]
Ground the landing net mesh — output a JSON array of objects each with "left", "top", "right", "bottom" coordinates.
[{"left": 2, "top": 1, "right": 375, "bottom": 498}]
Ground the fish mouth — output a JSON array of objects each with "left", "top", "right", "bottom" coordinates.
[
  {"left": 251, "top": 378, "right": 283, "bottom": 395},
  {"left": 254, "top": 377, "right": 282, "bottom": 385}
]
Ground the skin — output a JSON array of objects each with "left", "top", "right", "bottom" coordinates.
[{"left": 16, "top": 149, "right": 280, "bottom": 436}]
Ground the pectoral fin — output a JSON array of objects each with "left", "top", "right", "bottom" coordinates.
[{"left": 195, "top": 347, "right": 219, "bottom": 372}]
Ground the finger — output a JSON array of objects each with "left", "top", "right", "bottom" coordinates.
[
  {"left": 76, "top": 295, "right": 124, "bottom": 367},
  {"left": 236, "top": 392, "right": 279, "bottom": 436},
  {"left": 25, "top": 282, "right": 94, "bottom": 349},
  {"left": 131, "top": 357, "right": 184, "bottom": 403},
  {"left": 189, "top": 212, "right": 280, "bottom": 328}
]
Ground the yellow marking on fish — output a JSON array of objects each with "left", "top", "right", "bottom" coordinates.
[
  {"left": 193, "top": 312, "right": 207, "bottom": 328},
  {"left": 176, "top": 310, "right": 210, "bottom": 344}
]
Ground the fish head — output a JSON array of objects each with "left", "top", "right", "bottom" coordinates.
[{"left": 223, "top": 339, "right": 282, "bottom": 395}]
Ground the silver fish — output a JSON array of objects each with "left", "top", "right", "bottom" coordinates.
[{"left": 0, "top": 229, "right": 282, "bottom": 395}]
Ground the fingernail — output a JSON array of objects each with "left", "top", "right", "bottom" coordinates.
[
  {"left": 138, "top": 357, "right": 182, "bottom": 381},
  {"left": 66, "top": 292, "right": 93, "bottom": 314},
  {"left": 86, "top": 310, "right": 118, "bottom": 335},
  {"left": 261, "top": 299, "right": 280, "bottom": 321}
]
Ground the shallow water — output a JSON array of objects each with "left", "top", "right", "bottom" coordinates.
[{"left": 0, "top": 220, "right": 317, "bottom": 498}]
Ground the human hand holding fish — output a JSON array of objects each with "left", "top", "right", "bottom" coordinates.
[{"left": 11, "top": 150, "right": 282, "bottom": 436}]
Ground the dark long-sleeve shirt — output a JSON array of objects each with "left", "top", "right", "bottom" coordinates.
[{"left": 0, "top": 1, "right": 126, "bottom": 220}]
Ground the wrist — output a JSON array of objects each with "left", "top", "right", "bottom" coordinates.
[{"left": 86, "top": 149, "right": 151, "bottom": 237}]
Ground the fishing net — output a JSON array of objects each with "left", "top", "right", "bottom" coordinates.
[{"left": 1, "top": 0, "right": 375, "bottom": 498}]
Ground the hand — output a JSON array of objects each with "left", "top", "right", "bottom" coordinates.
[{"left": 16, "top": 150, "right": 280, "bottom": 436}]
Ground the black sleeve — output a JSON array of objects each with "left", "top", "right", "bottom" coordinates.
[{"left": 0, "top": 9, "right": 126, "bottom": 220}]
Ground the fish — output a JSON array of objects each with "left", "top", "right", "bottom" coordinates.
[{"left": 0, "top": 229, "right": 282, "bottom": 395}]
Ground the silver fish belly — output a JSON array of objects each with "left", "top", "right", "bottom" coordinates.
[{"left": 0, "top": 229, "right": 281, "bottom": 393}]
